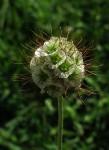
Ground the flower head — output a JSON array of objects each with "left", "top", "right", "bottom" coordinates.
[{"left": 30, "top": 36, "right": 85, "bottom": 98}]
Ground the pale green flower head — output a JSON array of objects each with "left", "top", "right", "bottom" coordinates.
[{"left": 30, "top": 37, "right": 84, "bottom": 98}]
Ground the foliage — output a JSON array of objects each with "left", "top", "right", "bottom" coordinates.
[{"left": 0, "top": 0, "right": 109, "bottom": 149}]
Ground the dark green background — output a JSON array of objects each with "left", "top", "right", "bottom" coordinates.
[{"left": 0, "top": 0, "right": 109, "bottom": 150}]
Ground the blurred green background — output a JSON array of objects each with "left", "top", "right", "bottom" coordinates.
[{"left": 0, "top": 0, "right": 109, "bottom": 150}]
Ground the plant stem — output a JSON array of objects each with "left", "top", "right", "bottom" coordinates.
[{"left": 58, "top": 97, "right": 63, "bottom": 150}]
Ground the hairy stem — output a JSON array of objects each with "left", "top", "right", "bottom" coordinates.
[{"left": 58, "top": 97, "right": 63, "bottom": 150}]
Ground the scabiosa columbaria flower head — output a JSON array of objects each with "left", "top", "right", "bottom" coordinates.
[{"left": 30, "top": 36, "right": 85, "bottom": 98}]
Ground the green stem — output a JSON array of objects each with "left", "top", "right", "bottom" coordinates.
[{"left": 58, "top": 97, "right": 63, "bottom": 150}]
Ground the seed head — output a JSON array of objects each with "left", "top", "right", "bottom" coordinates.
[{"left": 30, "top": 36, "right": 85, "bottom": 98}]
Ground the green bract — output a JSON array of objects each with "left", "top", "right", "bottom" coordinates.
[{"left": 30, "top": 37, "right": 84, "bottom": 97}]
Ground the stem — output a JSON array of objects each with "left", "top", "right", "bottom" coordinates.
[{"left": 58, "top": 97, "right": 63, "bottom": 150}]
